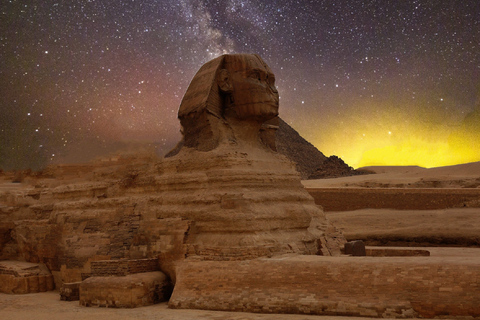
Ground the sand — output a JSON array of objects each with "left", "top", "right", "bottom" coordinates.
[
  {"left": 0, "top": 291, "right": 393, "bottom": 320},
  {"left": 302, "top": 161, "right": 480, "bottom": 188}
]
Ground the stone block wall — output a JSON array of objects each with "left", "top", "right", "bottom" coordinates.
[
  {"left": 79, "top": 259, "right": 170, "bottom": 307},
  {"left": 79, "top": 271, "right": 170, "bottom": 308},
  {"left": 127, "top": 258, "right": 159, "bottom": 274},
  {"left": 90, "top": 258, "right": 158, "bottom": 277},
  {"left": 170, "top": 256, "right": 480, "bottom": 318},
  {"left": 366, "top": 248, "right": 430, "bottom": 257},
  {"left": 186, "top": 245, "right": 274, "bottom": 261},
  {"left": 306, "top": 188, "right": 480, "bottom": 211},
  {"left": 60, "top": 282, "right": 81, "bottom": 301},
  {"left": 0, "top": 274, "right": 55, "bottom": 294},
  {"left": 90, "top": 260, "right": 129, "bottom": 277},
  {"left": 0, "top": 261, "right": 55, "bottom": 294}
]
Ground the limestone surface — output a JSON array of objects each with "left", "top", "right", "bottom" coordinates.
[
  {"left": 0, "top": 260, "right": 55, "bottom": 294},
  {"left": 80, "top": 271, "right": 170, "bottom": 308},
  {"left": 170, "top": 255, "right": 480, "bottom": 318}
]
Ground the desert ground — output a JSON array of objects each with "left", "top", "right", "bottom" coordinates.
[
  {"left": 304, "top": 162, "right": 480, "bottom": 247},
  {"left": 1, "top": 162, "right": 479, "bottom": 319},
  {"left": 0, "top": 291, "right": 374, "bottom": 320}
]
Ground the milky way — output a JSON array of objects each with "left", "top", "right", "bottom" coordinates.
[{"left": 1, "top": 0, "right": 479, "bottom": 170}]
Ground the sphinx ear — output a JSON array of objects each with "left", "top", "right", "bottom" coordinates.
[{"left": 217, "top": 69, "right": 233, "bottom": 93}]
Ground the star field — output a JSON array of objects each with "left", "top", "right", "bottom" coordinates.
[{"left": 1, "top": 0, "right": 479, "bottom": 170}]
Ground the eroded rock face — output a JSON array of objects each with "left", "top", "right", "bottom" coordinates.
[
  {"left": 0, "top": 260, "right": 55, "bottom": 294},
  {"left": 159, "top": 54, "right": 344, "bottom": 266},
  {"left": 80, "top": 272, "right": 170, "bottom": 308},
  {"left": 0, "top": 54, "right": 344, "bottom": 287}
]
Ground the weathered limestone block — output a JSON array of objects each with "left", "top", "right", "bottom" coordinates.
[
  {"left": 90, "top": 258, "right": 159, "bottom": 277},
  {"left": 51, "top": 183, "right": 109, "bottom": 200},
  {"left": 79, "top": 271, "right": 171, "bottom": 308},
  {"left": 366, "top": 248, "right": 430, "bottom": 257},
  {"left": 344, "top": 240, "right": 366, "bottom": 256},
  {"left": 169, "top": 256, "right": 480, "bottom": 318},
  {"left": 60, "top": 282, "right": 81, "bottom": 301},
  {"left": 0, "top": 260, "right": 54, "bottom": 294}
]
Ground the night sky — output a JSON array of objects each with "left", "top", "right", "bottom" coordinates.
[{"left": 1, "top": 0, "right": 479, "bottom": 170}]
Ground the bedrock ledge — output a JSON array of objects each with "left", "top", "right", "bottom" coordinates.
[{"left": 169, "top": 255, "right": 480, "bottom": 319}]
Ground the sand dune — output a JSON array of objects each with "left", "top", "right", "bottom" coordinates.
[
  {"left": 303, "top": 161, "right": 480, "bottom": 188},
  {"left": 364, "top": 161, "right": 480, "bottom": 177}
]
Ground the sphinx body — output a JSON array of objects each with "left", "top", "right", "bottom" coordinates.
[{"left": 157, "top": 54, "right": 344, "bottom": 267}]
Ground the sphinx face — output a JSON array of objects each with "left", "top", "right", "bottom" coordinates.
[{"left": 224, "top": 55, "right": 279, "bottom": 121}]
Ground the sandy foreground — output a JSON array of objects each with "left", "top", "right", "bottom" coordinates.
[{"left": 0, "top": 291, "right": 398, "bottom": 320}]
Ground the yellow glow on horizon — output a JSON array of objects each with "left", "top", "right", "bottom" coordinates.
[
  {"left": 356, "top": 137, "right": 478, "bottom": 168},
  {"left": 306, "top": 101, "right": 479, "bottom": 168}
]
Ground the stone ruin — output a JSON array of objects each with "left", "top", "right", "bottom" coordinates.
[
  {"left": 159, "top": 53, "right": 345, "bottom": 269},
  {"left": 1, "top": 54, "right": 479, "bottom": 318},
  {"left": 0, "top": 53, "right": 344, "bottom": 305}
]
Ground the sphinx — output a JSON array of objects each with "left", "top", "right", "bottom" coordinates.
[{"left": 157, "top": 54, "right": 344, "bottom": 274}]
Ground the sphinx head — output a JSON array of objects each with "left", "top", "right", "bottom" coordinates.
[
  {"left": 218, "top": 54, "right": 279, "bottom": 121},
  {"left": 174, "top": 54, "right": 279, "bottom": 152}
]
